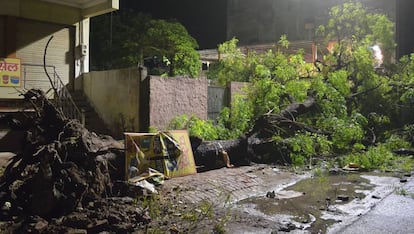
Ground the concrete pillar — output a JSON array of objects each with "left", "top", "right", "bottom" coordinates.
[
  {"left": 74, "top": 18, "right": 90, "bottom": 91},
  {"left": 75, "top": 18, "right": 90, "bottom": 78}
]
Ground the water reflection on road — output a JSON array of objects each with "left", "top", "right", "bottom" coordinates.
[{"left": 235, "top": 172, "right": 404, "bottom": 233}]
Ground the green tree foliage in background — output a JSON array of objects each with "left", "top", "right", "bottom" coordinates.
[
  {"left": 207, "top": 38, "right": 248, "bottom": 85},
  {"left": 175, "top": 1, "right": 414, "bottom": 170},
  {"left": 90, "top": 10, "right": 201, "bottom": 77}
]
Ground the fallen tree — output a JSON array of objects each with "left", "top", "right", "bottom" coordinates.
[
  {"left": 189, "top": 2, "right": 414, "bottom": 172},
  {"left": 0, "top": 89, "right": 149, "bottom": 232},
  {"left": 192, "top": 96, "right": 317, "bottom": 169}
]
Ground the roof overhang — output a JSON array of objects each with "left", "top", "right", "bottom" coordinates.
[
  {"left": 41, "top": 0, "right": 109, "bottom": 8},
  {"left": 0, "top": 0, "right": 118, "bottom": 25},
  {"left": 41, "top": 0, "right": 119, "bottom": 18}
]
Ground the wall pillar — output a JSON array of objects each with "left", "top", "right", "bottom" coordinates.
[
  {"left": 75, "top": 18, "right": 90, "bottom": 78},
  {"left": 74, "top": 18, "right": 90, "bottom": 91}
]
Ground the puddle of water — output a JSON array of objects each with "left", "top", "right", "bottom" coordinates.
[{"left": 238, "top": 173, "right": 374, "bottom": 233}]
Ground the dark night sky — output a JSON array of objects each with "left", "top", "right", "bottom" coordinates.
[
  {"left": 120, "top": 0, "right": 228, "bottom": 49},
  {"left": 118, "top": 0, "right": 414, "bottom": 56}
]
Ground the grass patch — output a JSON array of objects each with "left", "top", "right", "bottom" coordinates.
[
  {"left": 344, "top": 143, "right": 414, "bottom": 172},
  {"left": 395, "top": 187, "right": 414, "bottom": 199},
  {"left": 137, "top": 189, "right": 233, "bottom": 233}
]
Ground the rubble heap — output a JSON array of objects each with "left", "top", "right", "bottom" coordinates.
[{"left": 0, "top": 90, "right": 149, "bottom": 232}]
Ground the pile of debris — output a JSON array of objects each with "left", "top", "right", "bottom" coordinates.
[{"left": 0, "top": 90, "right": 149, "bottom": 232}]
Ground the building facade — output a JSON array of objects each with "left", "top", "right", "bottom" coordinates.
[
  {"left": 396, "top": 0, "right": 414, "bottom": 58},
  {"left": 0, "top": 0, "right": 118, "bottom": 104},
  {"left": 226, "top": 0, "right": 395, "bottom": 46},
  {"left": 133, "top": 0, "right": 395, "bottom": 50}
]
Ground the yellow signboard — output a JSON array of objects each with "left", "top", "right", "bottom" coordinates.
[
  {"left": 0, "top": 58, "right": 21, "bottom": 87},
  {"left": 167, "top": 130, "right": 197, "bottom": 178},
  {"left": 125, "top": 130, "right": 197, "bottom": 179}
]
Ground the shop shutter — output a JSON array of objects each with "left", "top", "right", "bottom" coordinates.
[{"left": 16, "top": 18, "right": 74, "bottom": 91}]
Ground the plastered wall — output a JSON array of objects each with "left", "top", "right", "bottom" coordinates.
[
  {"left": 83, "top": 68, "right": 140, "bottom": 135},
  {"left": 148, "top": 76, "right": 208, "bottom": 130},
  {"left": 81, "top": 71, "right": 244, "bottom": 134}
]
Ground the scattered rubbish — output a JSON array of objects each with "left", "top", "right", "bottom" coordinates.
[
  {"left": 329, "top": 167, "right": 343, "bottom": 175},
  {"left": 127, "top": 168, "right": 165, "bottom": 194},
  {"left": 337, "top": 195, "right": 350, "bottom": 202},
  {"left": 272, "top": 167, "right": 280, "bottom": 172},
  {"left": 169, "top": 224, "right": 179, "bottom": 234},
  {"left": 400, "top": 178, "right": 408, "bottom": 183},
  {"left": 134, "top": 180, "right": 158, "bottom": 194},
  {"left": 278, "top": 222, "right": 297, "bottom": 232},
  {"left": 371, "top": 195, "right": 381, "bottom": 199},
  {"left": 343, "top": 163, "right": 361, "bottom": 171},
  {"left": 266, "top": 191, "right": 276, "bottom": 198},
  {"left": 128, "top": 168, "right": 165, "bottom": 185}
]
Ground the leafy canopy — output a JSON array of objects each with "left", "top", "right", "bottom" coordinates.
[{"left": 90, "top": 11, "right": 201, "bottom": 77}]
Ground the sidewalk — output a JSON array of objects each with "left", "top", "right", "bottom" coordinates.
[{"left": 161, "top": 165, "right": 306, "bottom": 204}]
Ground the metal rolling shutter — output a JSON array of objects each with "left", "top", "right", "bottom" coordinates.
[{"left": 16, "top": 19, "right": 74, "bottom": 92}]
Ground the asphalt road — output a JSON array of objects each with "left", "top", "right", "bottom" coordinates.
[{"left": 337, "top": 175, "right": 414, "bottom": 234}]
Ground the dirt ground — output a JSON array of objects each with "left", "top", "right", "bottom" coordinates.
[{"left": 0, "top": 151, "right": 301, "bottom": 233}]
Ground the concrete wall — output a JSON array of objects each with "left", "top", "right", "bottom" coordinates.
[
  {"left": 83, "top": 67, "right": 140, "bottom": 136},
  {"left": 148, "top": 76, "right": 208, "bottom": 130},
  {"left": 80, "top": 71, "right": 245, "bottom": 134}
]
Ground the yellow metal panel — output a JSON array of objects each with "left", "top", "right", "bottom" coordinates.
[{"left": 125, "top": 131, "right": 197, "bottom": 180}]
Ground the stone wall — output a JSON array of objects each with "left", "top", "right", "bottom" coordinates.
[{"left": 148, "top": 76, "right": 208, "bottom": 130}]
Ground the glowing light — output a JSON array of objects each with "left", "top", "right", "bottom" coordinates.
[{"left": 371, "top": 44, "right": 383, "bottom": 67}]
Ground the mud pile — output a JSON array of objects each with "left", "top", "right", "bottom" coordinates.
[{"left": 0, "top": 90, "right": 149, "bottom": 232}]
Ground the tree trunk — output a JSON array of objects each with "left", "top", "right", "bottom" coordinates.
[{"left": 192, "top": 96, "right": 316, "bottom": 170}]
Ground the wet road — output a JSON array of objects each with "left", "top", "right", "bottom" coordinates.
[{"left": 337, "top": 175, "right": 414, "bottom": 234}]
